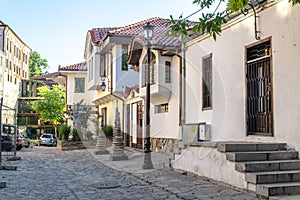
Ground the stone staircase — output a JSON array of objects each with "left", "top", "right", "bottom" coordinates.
[{"left": 217, "top": 142, "right": 300, "bottom": 198}]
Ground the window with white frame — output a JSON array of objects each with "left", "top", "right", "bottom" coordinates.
[
  {"left": 142, "top": 52, "right": 156, "bottom": 87},
  {"left": 165, "top": 61, "right": 171, "bottom": 83},
  {"left": 122, "top": 45, "right": 128, "bottom": 70},
  {"left": 202, "top": 54, "right": 212, "bottom": 110},
  {"left": 100, "top": 54, "right": 106, "bottom": 77},
  {"left": 155, "top": 103, "right": 169, "bottom": 113},
  {"left": 75, "top": 78, "right": 85, "bottom": 93},
  {"left": 88, "top": 57, "right": 94, "bottom": 81}
]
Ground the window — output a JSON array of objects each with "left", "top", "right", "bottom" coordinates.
[
  {"left": 75, "top": 78, "right": 85, "bottom": 93},
  {"left": 100, "top": 54, "right": 106, "bottom": 77},
  {"left": 122, "top": 45, "right": 128, "bottom": 70},
  {"left": 155, "top": 103, "right": 169, "bottom": 113},
  {"left": 142, "top": 52, "right": 156, "bottom": 87},
  {"left": 165, "top": 61, "right": 171, "bottom": 83},
  {"left": 6, "top": 39, "right": 9, "bottom": 50},
  {"left": 202, "top": 54, "right": 212, "bottom": 110},
  {"left": 88, "top": 57, "right": 93, "bottom": 80}
]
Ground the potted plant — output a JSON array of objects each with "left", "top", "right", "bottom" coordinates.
[{"left": 19, "top": 100, "right": 31, "bottom": 113}]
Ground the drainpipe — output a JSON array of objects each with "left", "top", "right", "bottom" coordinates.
[
  {"left": 181, "top": 43, "right": 186, "bottom": 126},
  {"left": 58, "top": 69, "right": 68, "bottom": 125},
  {"left": 177, "top": 54, "right": 182, "bottom": 127}
]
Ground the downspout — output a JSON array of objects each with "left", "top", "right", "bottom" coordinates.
[
  {"left": 108, "top": 51, "right": 125, "bottom": 137},
  {"left": 177, "top": 54, "right": 182, "bottom": 127},
  {"left": 181, "top": 42, "right": 187, "bottom": 130},
  {"left": 58, "top": 70, "right": 68, "bottom": 124}
]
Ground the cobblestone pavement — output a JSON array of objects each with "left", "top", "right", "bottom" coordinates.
[{"left": 0, "top": 146, "right": 259, "bottom": 200}]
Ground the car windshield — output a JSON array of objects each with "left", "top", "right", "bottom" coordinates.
[{"left": 42, "top": 135, "right": 52, "bottom": 138}]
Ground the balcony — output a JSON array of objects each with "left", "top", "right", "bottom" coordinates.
[{"left": 140, "top": 64, "right": 172, "bottom": 104}]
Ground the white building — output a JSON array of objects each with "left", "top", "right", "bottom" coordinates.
[
  {"left": 0, "top": 20, "right": 31, "bottom": 124},
  {"left": 126, "top": 17, "right": 186, "bottom": 151},
  {"left": 172, "top": 0, "right": 300, "bottom": 196},
  {"left": 58, "top": 62, "right": 98, "bottom": 132}
]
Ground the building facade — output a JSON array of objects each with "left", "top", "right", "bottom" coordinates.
[
  {"left": 0, "top": 20, "right": 31, "bottom": 124},
  {"left": 172, "top": 0, "right": 300, "bottom": 193}
]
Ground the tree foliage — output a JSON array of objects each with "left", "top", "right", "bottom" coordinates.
[
  {"left": 29, "top": 51, "right": 49, "bottom": 77},
  {"left": 32, "top": 85, "right": 65, "bottom": 125},
  {"left": 167, "top": 0, "right": 300, "bottom": 40}
]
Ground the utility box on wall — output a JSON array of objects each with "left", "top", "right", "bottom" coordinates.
[
  {"left": 182, "top": 123, "right": 211, "bottom": 145},
  {"left": 198, "top": 123, "right": 211, "bottom": 141}
]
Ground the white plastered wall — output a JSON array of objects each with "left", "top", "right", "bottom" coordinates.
[{"left": 185, "top": 1, "right": 300, "bottom": 150}]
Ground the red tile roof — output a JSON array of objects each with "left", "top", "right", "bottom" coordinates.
[
  {"left": 89, "top": 17, "right": 193, "bottom": 48},
  {"left": 89, "top": 27, "right": 118, "bottom": 45},
  {"left": 110, "top": 17, "right": 193, "bottom": 47},
  {"left": 30, "top": 72, "right": 60, "bottom": 80},
  {"left": 58, "top": 62, "right": 86, "bottom": 71}
]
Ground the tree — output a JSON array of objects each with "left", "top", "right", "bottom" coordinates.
[
  {"left": 32, "top": 85, "right": 65, "bottom": 137},
  {"left": 68, "top": 99, "right": 92, "bottom": 140},
  {"left": 29, "top": 51, "right": 49, "bottom": 77},
  {"left": 167, "top": 0, "right": 300, "bottom": 40}
]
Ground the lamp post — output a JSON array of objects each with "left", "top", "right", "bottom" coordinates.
[
  {"left": 100, "top": 77, "right": 110, "bottom": 92},
  {"left": 143, "top": 22, "right": 154, "bottom": 169}
]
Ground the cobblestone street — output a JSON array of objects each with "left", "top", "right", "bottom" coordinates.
[{"left": 0, "top": 146, "right": 258, "bottom": 200}]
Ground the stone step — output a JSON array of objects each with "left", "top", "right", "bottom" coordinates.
[
  {"left": 246, "top": 170, "right": 300, "bottom": 184},
  {"left": 256, "top": 182, "right": 300, "bottom": 197},
  {"left": 236, "top": 160, "right": 300, "bottom": 172},
  {"left": 217, "top": 142, "right": 286, "bottom": 152},
  {"left": 226, "top": 151, "right": 298, "bottom": 162}
]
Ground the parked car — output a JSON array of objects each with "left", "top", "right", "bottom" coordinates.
[
  {"left": 39, "top": 134, "right": 57, "bottom": 146},
  {"left": 1, "top": 133, "right": 22, "bottom": 151},
  {"left": 2, "top": 124, "right": 22, "bottom": 151},
  {"left": 1, "top": 133, "right": 13, "bottom": 151},
  {"left": 18, "top": 132, "right": 30, "bottom": 148}
]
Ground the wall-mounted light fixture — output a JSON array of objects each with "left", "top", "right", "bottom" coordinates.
[{"left": 100, "top": 76, "right": 110, "bottom": 92}]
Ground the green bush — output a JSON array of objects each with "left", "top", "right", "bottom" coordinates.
[
  {"left": 103, "top": 125, "right": 113, "bottom": 141},
  {"left": 72, "top": 128, "right": 81, "bottom": 141},
  {"left": 58, "top": 125, "right": 71, "bottom": 141}
]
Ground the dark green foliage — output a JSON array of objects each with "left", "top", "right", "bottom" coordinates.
[
  {"left": 103, "top": 125, "right": 113, "bottom": 140},
  {"left": 289, "top": 0, "right": 300, "bottom": 5},
  {"left": 58, "top": 125, "right": 71, "bottom": 141},
  {"left": 29, "top": 51, "right": 49, "bottom": 77},
  {"left": 72, "top": 128, "right": 80, "bottom": 141},
  {"left": 168, "top": 0, "right": 300, "bottom": 41}
]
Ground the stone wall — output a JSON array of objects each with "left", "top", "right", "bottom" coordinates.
[{"left": 151, "top": 138, "right": 180, "bottom": 154}]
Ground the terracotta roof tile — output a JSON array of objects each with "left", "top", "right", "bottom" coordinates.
[
  {"left": 109, "top": 17, "right": 194, "bottom": 47},
  {"left": 58, "top": 62, "right": 86, "bottom": 71},
  {"left": 31, "top": 72, "right": 60, "bottom": 80},
  {"left": 89, "top": 27, "right": 118, "bottom": 44},
  {"left": 87, "top": 17, "right": 194, "bottom": 49}
]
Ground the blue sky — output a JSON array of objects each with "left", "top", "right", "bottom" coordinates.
[{"left": 0, "top": 0, "right": 198, "bottom": 72}]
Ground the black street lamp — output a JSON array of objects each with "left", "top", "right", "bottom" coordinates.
[
  {"left": 143, "top": 21, "right": 153, "bottom": 153},
  {"left": 143, "top": 22, "right": 154, "bottom": 169},
  {"left": 100, "top": 77, "right": 110, "bottom": 92}
]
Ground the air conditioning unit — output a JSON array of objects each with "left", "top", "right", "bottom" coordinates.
[{"left": 198, "top": 123, "right": 211, "bottom": 141}]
